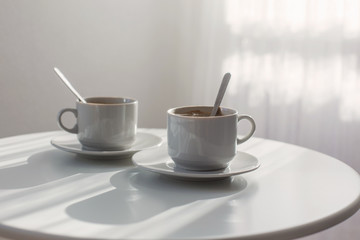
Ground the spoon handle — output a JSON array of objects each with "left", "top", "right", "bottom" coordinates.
[
  {"left": 54, "top": 67, "right": 87, "bottom": 103},
  {"left": 210, "top": 73, "right": 231, "bottom": 116}
]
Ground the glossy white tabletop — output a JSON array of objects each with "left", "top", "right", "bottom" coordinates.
[{"left": 0, "top": 129, "right": 359, "bottom": 240}]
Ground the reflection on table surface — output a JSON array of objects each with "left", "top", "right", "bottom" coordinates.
[{"left": 0, "top": 129, "right": 359, "bottom": 240}]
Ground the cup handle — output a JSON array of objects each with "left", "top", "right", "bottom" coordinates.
[
  {"left": 57, "top": 108, "right": 78, "bottom": 134},
  {"left": 237, "top": 115, "right": 256, "bottom": 144}
]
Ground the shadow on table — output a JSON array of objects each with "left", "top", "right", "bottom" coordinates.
[
  {"left": 0, "top": 149, "right": 133, "bottom": 189},
  {"left": 65, "top": 169, "right": 254, "bottom": 225}
]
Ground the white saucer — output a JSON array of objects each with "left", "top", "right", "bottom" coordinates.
[
  {"left": 133, "top": 145, "right": 260, "bottom": 181},
  {"left": 51, "top": 132, "right": 163, "bottom": 159}
]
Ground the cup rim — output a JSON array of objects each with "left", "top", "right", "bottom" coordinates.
[
  {"left": 77, "top": 97, "right": 138, "bottom": 106},
  {"left": 167, "top": 105, "right": 238, "bottom": 118}
]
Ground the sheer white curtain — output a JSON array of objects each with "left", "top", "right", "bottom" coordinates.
[{"left": 182, "top": 0, "right": 360, "bottom": 172}]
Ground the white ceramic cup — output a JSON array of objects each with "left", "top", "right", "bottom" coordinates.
[
  {"left": 57, "top": 97, "right": 138, "bottom": 150},
  {"left": 167, "top": 106, "right": 256, "bottom": 171}
]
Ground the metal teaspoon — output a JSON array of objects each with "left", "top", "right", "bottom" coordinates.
[
  {"left": 53, "top": 67, "right": 87, "bottom": 103},
  {"left": 210, "top": 73, "right": 231, "bottom": 116}
]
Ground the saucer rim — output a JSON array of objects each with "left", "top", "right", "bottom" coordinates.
[
  {"left": 133, "top": 148, "right": 260, "bottom": 179},
  {"left": 51, "top": 132, "right": 163, "bottom": 156}
]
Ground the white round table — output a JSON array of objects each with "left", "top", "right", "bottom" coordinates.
[{"left": 0, "top": 129, "right": 359, "bottom": 240}]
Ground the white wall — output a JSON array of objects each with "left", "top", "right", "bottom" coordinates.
[
  {"left": 1, "top": 0, "right": 359, "bottom": 171},
  {"left": 1, "top": 1, "right": 359, "bottom": 170},
  {"left": 0, "top": 0, "right": 194, "bottom": 138}
]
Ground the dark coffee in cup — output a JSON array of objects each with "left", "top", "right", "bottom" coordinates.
[
  {"left": 175, "top": 109, "right": 224, "bottom": 117},
  {"left": 85, "top": 97, "right": 133, "bottom": 105},
  {"left": 178, "top": 110, "right": 210, "bottom": 117}
]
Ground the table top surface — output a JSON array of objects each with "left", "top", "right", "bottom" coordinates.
[{"left": 0, "top": 129, "right": 359, "bottom": 240}]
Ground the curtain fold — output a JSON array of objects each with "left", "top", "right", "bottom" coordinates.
[{"left": 183, "top": 0, "right": 360, "bottom": 170}]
